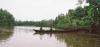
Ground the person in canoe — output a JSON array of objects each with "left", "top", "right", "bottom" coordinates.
[
  {"left": 50, "top": 26, "right": 53, "bottom": 31},
  {"left": 40, "top": 27, "right": 43, "bottom": 30}
]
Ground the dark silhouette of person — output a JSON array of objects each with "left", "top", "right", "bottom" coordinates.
[
  {"left": 40, "top": 27, "right": 43, "bottom": 30},
  {"left": 50, "top": 26, "right": 52, "bottom": 31}
]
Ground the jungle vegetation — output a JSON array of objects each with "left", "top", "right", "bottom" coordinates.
[
  {"left": 0, "top": 9, "right": 15, "bottom": 27},
  {"left": 54, "top": 0, "right": 100, "bottom": 29}
]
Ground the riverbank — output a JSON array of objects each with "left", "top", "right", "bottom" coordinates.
[{"left": 56, "top": 26, "right": 100, "bottom": 36}]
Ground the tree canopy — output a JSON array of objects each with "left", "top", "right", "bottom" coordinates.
[
  {"left": 0, "top": 9, "right": 15, "bottom": 27},
  {"left": 54, "top": 0, "right": 100, "bottom": 29}
]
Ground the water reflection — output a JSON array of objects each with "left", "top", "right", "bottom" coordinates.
[
  {"left": 0, "top": 27, "right": 14, "bottom": 42},
  {"left": 0, "top": 26, "right": 66, "bottom": 47},
  {"left": 35, "top": 32, "right": 100, "bottom": 47},
  {"left": 0, "top": 26, "right": 100, "bottom": 47}
]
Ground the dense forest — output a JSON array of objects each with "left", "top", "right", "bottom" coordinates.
[
  {"left": 54, "top": 0, "right": 100, "bottom": 28},
  {"left": 0, "top": 9, "right": 15, "bottom": 27}
]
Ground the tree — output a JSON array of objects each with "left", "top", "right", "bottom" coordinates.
[{"left": 0, "top": 9, "right": 15, "bottom": 27}]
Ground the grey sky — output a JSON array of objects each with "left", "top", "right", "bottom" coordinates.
[{"left": 0, "top": 0, "right": 86, "bottom": 21}]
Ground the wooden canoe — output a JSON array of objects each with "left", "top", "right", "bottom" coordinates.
[
  {"left": 33, "top": 28, "right": 89, "bottom": 33},
  {"left": 33, "top": 29, "right": 76, "bottom": 33}
]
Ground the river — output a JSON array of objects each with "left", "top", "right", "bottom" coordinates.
[{"left": 0, "top": 26, "right": 100, "bottom": 47}]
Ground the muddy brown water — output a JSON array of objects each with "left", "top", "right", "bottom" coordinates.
[{"left": 0, "top": 26, "right": 100, "bottom": 47}]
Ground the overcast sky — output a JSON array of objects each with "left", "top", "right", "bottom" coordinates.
[{"left": 0, "top": 0, "right": 86, "bottom": 21}]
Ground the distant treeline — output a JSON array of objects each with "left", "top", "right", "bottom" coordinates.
[
  {"left": 0, "top": 9, "right": 15, "bottom": 27},
  {"left": 15, "top": 20, "right": 54, "bottom": 27}
]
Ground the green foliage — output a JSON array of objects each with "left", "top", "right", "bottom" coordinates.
[
  {"left": 15, "top": 19, "right": 54, "bottom": 27},
  {"left": 0, "top": 9, "right": 15, "bottom": 27},
  {"left": 54, "top": 5, "right": 100, "bottom": 29}
]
